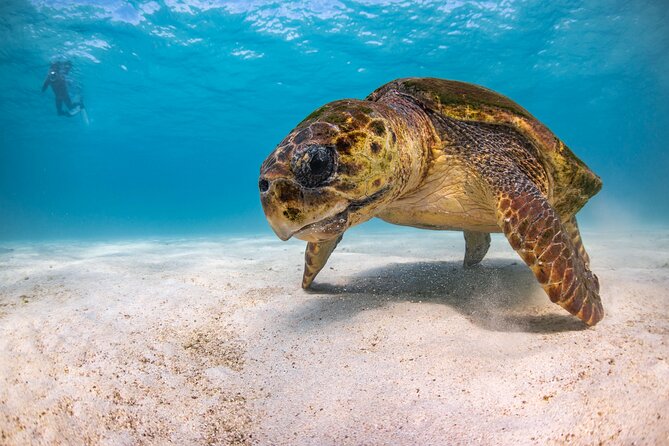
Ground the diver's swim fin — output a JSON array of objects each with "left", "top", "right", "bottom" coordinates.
[{"left": 80, "top": 106, "right": 89, "bottom": 126}]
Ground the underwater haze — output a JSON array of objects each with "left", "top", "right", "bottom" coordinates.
[{"left": 1, "top": 0, "right": 668, "bottom": 241}]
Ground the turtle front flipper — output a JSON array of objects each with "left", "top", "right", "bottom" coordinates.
[
  {"left": 490, "top": 170, "right": 603, "bottom": 326},
  {"left": 563, "top": 216, "right": 592, "bottom": 268},
  {"left": 463, "top": 231, "right": 491, "bottom": 268},
  {"left": 302, "top": 235, "right": 343, "bottom": 289}
]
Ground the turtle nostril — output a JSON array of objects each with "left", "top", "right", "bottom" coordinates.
[{"left": 258, "top": 178, "right": 270, "bottom": 193}]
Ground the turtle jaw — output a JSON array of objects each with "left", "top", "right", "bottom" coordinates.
[
  {"left": 264, "top": 203, "right": 351, "bottom": 243},
  {"left": 287, "top": 186, "right": 393, "bottom": 242},
  {"left": 260, "top": 179, "right": 351, "bottom": 242},
  {"left": 266, "top": 184, "right": 392, "bottom": 242},
  {"left": 292, "top": 207, "right": 351, "bottom": 242}
]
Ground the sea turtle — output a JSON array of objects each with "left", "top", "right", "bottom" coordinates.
[{"left": 259, "top": 77, "right": 603, "bottom": 326}]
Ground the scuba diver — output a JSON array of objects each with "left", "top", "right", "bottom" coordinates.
[{"left": 42, "top": 60, "right": 85, "bottom": 118}]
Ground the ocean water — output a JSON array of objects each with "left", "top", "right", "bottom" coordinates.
[{"left": 0, "top": 0, "right": 668, "bottom": 241}]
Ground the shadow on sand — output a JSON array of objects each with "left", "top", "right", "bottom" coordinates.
[{"left": 291, "top": 259, "right": 587, "bottom": 334}]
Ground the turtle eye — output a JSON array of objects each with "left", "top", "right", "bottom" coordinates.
[{"left": 292, "top": 145, "right": 336, "bottom": 188}]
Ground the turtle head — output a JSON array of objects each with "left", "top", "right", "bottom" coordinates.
[{"left": 259, "top": 100, "right": 404, "bottom": 243}]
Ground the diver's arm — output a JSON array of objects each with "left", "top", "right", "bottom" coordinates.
[{"left": 41, "top": 77, "right": 50, "bottom": 92}]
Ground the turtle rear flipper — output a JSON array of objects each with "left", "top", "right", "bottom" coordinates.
[
  {"left": 489, "top": 168, "right": 603, "bottom": 326},
  {"left": 463, "top": 231, "right": 491, "bottom": 268}
]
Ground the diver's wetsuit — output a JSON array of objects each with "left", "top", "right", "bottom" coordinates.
[{"left": 42, "top": 62, "right": 83, "bottom": 117}]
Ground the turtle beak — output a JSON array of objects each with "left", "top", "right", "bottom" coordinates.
[
  {"left": 259, "top": 176, "right": 351, "bottom": 243},
  {"left": 259, "top": 178, "right": 301, "bottom": 241},
  {"left": 269, "top": 222, "right": 294, "bottom": 241}
]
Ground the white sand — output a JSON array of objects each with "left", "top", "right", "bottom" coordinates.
[{"left": 0, "top": 230, "right": 668, "bottom": 445}]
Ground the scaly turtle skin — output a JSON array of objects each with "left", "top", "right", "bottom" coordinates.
[{"left": 259, "top": 77, "right": 603, "bottom": 326}]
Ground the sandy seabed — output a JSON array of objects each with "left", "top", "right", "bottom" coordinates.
[{"left": 0, "top": 230, "right": 668, "bottom": 445}]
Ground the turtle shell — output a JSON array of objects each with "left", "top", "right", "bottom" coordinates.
[{"left": 366, "top": 77, "right": 602, "bottom": 217}]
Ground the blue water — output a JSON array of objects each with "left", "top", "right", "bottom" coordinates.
[{"left": 1, "top": 0, "right": 667, "bottom": 241}]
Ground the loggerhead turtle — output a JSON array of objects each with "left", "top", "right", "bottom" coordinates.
[{"left": 259, "top": 77, "right": 603, "bottom": 325}]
